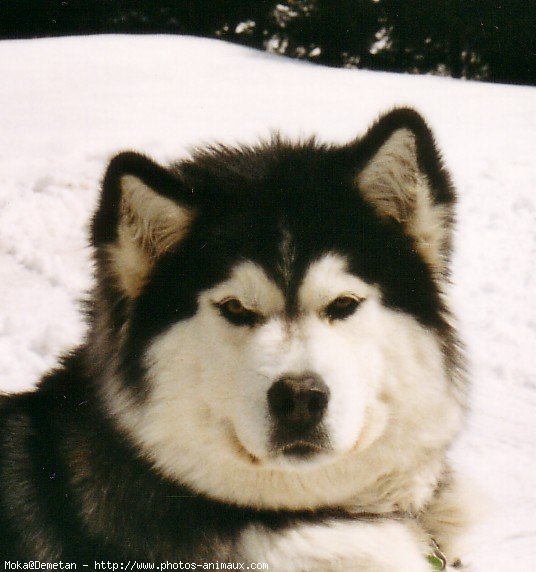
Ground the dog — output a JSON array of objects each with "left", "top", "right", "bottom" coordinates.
[{"left": 0, "top": 108, "right": 473, "bottom": 570}]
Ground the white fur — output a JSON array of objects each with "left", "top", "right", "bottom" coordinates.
[
  {"left": 106, "top": 254, "right": 463, "bottom": 516},
  {"left": 237, "top": 518, "right": 432, "bottom": 572}
]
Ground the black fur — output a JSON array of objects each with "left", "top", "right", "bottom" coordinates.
[{"left": 0, "top": 108, "right": 459, "bottom": 562}]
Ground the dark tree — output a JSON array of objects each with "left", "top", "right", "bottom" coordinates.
[{"left": 0, "top": 0, "right": 534, "bottom": 85}]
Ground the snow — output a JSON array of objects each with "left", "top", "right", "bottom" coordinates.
[{"left": 0, "top": 34, "right": 535, "bottom": 569}]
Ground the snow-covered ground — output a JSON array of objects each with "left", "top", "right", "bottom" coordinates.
[{"left": 0, "top": 35, "right": 535, "bottom": 569}]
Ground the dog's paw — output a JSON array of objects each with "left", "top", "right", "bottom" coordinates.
[
  {"left": 418, "top": 472, "right": 486, "bottom": 567},
  {"left": 237, "top": 518, "right": 434, "bottom": 572}
]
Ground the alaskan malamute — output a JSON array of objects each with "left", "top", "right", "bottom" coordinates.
[{"left": 0, "top": 109, "right": 472, "bottom": 570}]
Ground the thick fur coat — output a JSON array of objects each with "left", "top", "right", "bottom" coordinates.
[{"left": 0, "top": 109, "right": 473, "bottom": 570}]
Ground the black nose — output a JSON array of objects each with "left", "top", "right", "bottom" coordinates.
[{"left": 268, "top": 374, "right": 329, "bottom": 430}]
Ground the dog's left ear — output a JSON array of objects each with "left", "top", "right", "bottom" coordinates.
[{"left": 354, "top": 108, "right": 455, "bottom": 272}]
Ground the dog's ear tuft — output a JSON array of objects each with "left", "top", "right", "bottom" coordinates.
[
  {"left": 92, "top": 152, "right": 196, "bottom": 298},
  {"left": 355, "top": 108, "right": 455, "bottom": 272}
]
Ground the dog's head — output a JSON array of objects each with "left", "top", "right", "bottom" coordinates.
[{"left": 90, "top": 109, "right": 465, "bottom": 509}]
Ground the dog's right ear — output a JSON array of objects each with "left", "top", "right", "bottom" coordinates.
[
  {"left": 92, "top": 152, "right": 196, "bottom": 298},
  {"left": 353, "top": 108, "right": 455, "bottom": 273}
]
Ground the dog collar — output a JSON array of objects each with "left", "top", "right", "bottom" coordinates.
[{"left": 427, "top": 539, "right": 447, "bottom": 570}]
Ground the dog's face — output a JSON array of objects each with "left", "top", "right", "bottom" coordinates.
[
  {"left": 152, "top": 255, "right": 388, "bottom": 469},
  {"left": 90, "top": 109, "right": 465, "bottom": 508}
]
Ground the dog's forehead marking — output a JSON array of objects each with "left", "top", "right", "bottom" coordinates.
[
  {"left": 277, "top": 226, "right": 296, "bottom": 291},
  {"left": 299, "top": 253, "right": 374, "bottom": 309}
]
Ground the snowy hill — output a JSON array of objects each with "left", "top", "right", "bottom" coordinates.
[{"left": 0, "top": 34, "right": 535, "bottom": 569}]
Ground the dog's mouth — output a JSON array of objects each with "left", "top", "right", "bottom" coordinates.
[
  {"left": 271, "top": 424, "right": 331, "bottom": 462},
  {"left": 225, "top": 421, "right": 331, "bottom": 466},
  {"left": 279, "top": 441, "right": 326, "bottom": 459}
]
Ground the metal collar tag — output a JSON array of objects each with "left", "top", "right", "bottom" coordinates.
[{"left": 427, "top": 539, "right": 447, "bottom": 570}]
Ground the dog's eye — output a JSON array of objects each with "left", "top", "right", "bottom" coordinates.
[
  {"left": 217, "top": 298, "right": 262, "bottom": 327},
  {"left": 324, "top": 296, "right": 362, "bottom": 321}
]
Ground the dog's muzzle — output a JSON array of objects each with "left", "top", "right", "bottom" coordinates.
[{"left": 268, "top": 373, "right": 330, "bottom": 458}]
